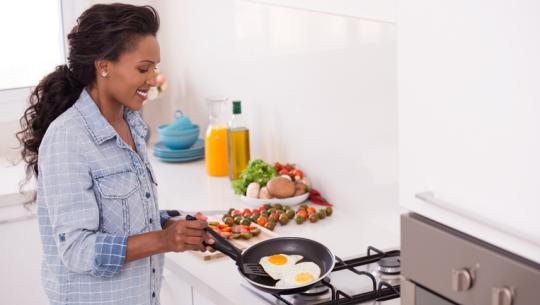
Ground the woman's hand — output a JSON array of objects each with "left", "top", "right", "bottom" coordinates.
[{"left": 161, "top": 213, "right": 214, "bottom": 252}]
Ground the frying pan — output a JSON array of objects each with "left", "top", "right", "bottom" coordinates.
[{"left": 193, "top": 215, "right": 336, "bottom": 295}]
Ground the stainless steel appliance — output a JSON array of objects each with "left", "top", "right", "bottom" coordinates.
[{"left": 401, "top": 213, "right": 540, "bottom": 305}]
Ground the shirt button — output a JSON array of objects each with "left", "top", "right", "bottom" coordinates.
[
  {"left": 152, "top": 292, "right": 156, "bottom": 298},
  {"left": 149, "top": 218, "right": 153, "bottom": 224},
  {"left": 152, "top": 268, "right": 156, "bottom": 273},
  {"left": 145, "top": 192, "right": 151, "bottom": 199}
]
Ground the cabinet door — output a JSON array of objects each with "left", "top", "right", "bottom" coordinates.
[
  {"left": 192, "top": 289, "right": 218, "bottom": 305},
  {"left": 0, "top": 214, "right": 47, "bottom": 305},
  {"left": 399, "top": 0, "right": 540, "bottom": 246},
  {"left": 160, "top": 267, "right": 193, "bottom": 305}
]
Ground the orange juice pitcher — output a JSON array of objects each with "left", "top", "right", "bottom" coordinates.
[{"left": 205, "top": 97, "right": 229, "bottom": 176}]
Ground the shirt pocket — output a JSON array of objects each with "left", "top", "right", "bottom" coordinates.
[{"left": 93, "top": 167, "right": 147, "bottom": 235}]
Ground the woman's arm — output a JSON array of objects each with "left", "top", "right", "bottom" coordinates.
[{"left": 125, "top": 213, "right": 213, "bottom": 263}]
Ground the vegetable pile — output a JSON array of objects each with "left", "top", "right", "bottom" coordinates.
[{"left": 221, "top": 203, "right": 333, "bottom": 231}]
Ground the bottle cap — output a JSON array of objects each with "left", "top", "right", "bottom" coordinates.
[{"left": 232, "top": 100, "right": 242, "bottom": 114}]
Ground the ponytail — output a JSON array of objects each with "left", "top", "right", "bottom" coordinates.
[{"left": 17, "top": 64, "right": 84, "bottom": 178}]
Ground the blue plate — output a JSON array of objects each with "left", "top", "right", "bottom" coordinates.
[
  {"left": 153, "top": 153, "right": 205, "bottom": 163},
  {"left": 153, "top": 139, "right": 204, "bottom": 158},
  {"left": 153, "top": 148, "right": 204, "bottom": 158}
]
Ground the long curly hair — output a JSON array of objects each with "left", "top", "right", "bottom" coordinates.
[{"left": 17, "top": 3, "right": 159, "bottom": 182}]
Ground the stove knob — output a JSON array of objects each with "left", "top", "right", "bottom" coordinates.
[
  {"left": 451, "top": 268, "right": 473, "bottom": 292},
  {"left": 492, "top": 287, "right": 513, "bottom": 305}
]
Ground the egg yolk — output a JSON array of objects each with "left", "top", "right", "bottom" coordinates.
[
  {"left": 295, "top": 272, "right": 315, "bottom": 283},
  {"left": 268, "top": 254, "right": 288, "bottom": 265}
]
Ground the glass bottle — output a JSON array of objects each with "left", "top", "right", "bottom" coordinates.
[
  {"left": 205, "top": 97, "right": 229, "bottom": 176},
  {"left": 227, "top": 100, "right": 251, "bottom": 180}
]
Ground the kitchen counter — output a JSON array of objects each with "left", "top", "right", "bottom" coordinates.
[{"left": 151, "top": 154, "right": 400, "bottom": 305}]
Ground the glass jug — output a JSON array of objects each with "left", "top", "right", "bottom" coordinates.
[{"left": 205, "top": 97, "right": 229, "bottom": 176}]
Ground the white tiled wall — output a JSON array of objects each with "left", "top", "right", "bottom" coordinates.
[{"left": 151, "top": 0, "right": 398, "bottom": 227}]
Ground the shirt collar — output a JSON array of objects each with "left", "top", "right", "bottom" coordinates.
[{"left": 74, "top": 88, "right": 148, "bottom": 145}]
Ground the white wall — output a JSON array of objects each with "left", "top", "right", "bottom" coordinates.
[
  {"left": 398, "top": 0, "right": 540, "bottom": 262},
  {"left": 154, "top": 0, "right": 398, "bottom": 224}
]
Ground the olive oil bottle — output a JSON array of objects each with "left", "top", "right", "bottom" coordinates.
[{"left": 227, "top": 100, "right": 251, "bottom": 180}]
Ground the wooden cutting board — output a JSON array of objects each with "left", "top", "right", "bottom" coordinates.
[{"left": 191, "top": 219, "right": 279, "bottom": 261}]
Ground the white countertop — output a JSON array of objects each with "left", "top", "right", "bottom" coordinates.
[{"left": 150, "top": 154, "right": 400, "bottom": 305}]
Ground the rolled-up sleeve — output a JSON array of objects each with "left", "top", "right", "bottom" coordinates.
[
  {"left": 39, "top": 123, "right": 127, "bottom": 277},
  {"left": 159, "top": 210, "right": 171, "bottom": 227}
]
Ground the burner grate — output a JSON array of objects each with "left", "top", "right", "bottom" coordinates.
[{"left": 269, "top": 246, "right": 401, "bottom": 305}]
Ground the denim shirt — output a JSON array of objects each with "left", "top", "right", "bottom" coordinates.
[{"left": 37, "top": 88, "right": 170, "bottom": 305}]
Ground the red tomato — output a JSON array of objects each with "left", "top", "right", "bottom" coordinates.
[
  {"left": 231, "top": 209, "right": 241, "bottom": 216},
  {"left": 240, "top": 225, "right": 250, "bottom": 233},
  {"left": 251, "top": 208, "right": 260, "bottom": 214},
  {"left": 278, "top": 169, "right": 289, "bottom": 175},
  {"left": 292, "top": 169, "right": 304, "bottom": 178},
  {"left": 274, "top": 162, "right": 283, "bottom": 171},
  {"left": 257, "top": 216, "right": 268, "bottom": 226},
  {"left": 296, "top": 210, "right": 308, "bottom": 218},
  {"left": 307, "top": 207, "right": 316, "bottom": 213},
  {"left": 220, "top": 226, "right": 232, "bottom": 233}
]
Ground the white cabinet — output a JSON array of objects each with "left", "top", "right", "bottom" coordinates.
[
  {"left": 399, "top": 0, "right": 540, "bottom": 260},
  {"left": 192, "top": 289, "right": 218, "bottom": 305},
  {"left": 0, "top": 210, "right": 47, "bottom": 305},
  {"left": 160, "top": 268, "right": 193, "bottom": 305}
]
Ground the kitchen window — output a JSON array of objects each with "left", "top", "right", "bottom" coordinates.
[{"left": 0, "top": 0, "right": 65, "bottom": 122}]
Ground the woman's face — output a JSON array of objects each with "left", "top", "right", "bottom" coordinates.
[{"left": 103, "top": 35, "right": 161, "bottom": 111}]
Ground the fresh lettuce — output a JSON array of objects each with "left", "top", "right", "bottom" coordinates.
[{"left": 232, "top": 159, "right": 277, "bottom": 195}]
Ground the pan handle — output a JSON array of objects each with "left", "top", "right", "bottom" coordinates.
[{"left": 185, "top": 215, "right": 243, "bottom": 264}]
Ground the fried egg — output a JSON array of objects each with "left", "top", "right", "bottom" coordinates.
[
  {"left": 259, "top": 254, "right": 303, "bottom": 280},
  {"left": 275, "top": 262, "right": 321, "bottom": 288}
]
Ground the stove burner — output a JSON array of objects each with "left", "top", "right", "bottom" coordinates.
[
  {"left": 298, "top": 277, "right": 331, "bottom": 297},
  {"left": 377, "top": 256, "right": 401, "bottom": 275}
]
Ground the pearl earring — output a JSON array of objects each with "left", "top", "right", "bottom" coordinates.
[{"left": 101, "top": 71, "right": 108, "bottom": 78}]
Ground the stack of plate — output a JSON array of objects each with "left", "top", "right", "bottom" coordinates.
[{"left": 153, "top": 139, "right": 205, "bottom": 163}]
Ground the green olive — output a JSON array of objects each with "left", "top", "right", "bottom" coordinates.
[
  {"left": 232, "top": 233, "right": 241, "bottom": 239},
  {"left": 325, "top": 206, "right": 333, "bottom": 216},
  {"left": 272, "top": 203, "right": 283, "bottom": 210},
  {"left": 285, "top": 209, "right": 295, "bottom": 220},
  {"left": 233, "top": 216, "right": 242, "bottom": 225},
  {"left": 317, "top": 210, "right": 326, "bottom": 219},
  {"left": 250, "top": 212, "right": 260, "bottom": 222},
  {"left": 295, "top": 215, "right": 305, "bottom": 224},
  {"left": 250, "top": 227, "right": 261, "bottom": 236},
  {"left": 309, "top": 213, "right": 318, "bottom": 223},
  {"left": 279, "top": 214, "right": 289, "bottom": 225},
  {"left": 241, "top": 232, "right": 253, "bottom": 239},
  {"left": 241, "top": 218, "right": 251, "bottom": 226},
  {"left": 223, "top": 217, "right": 234, "bottom": 226},
  {"left": 264, "top": 221, "right": 276, "bottom": 231}
]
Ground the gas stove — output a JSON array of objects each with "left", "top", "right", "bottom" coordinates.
[{"left": 242, "top": 246, "right": 401, "bottom": 305}]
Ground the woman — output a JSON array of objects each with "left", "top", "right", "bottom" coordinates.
[{"left": 17, "top": 3, "right": 213, "bottom": 305}]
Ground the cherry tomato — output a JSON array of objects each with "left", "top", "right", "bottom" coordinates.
[
  {"left": 278, "top": 169, "right": 289, "bottom": 175},
  {"left": 296, "top": 210, "right": 308, "bottom": 218},
  {"left": 257, "top": 216, "right": 268, "bottom": 226}
]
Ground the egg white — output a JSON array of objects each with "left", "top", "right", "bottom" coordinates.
[
  {"left": 275, "top": 262, "right": 321, "bottom": 288},
  {"left": 259, "top": 254, "right": 303, "bottom": 280}
]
